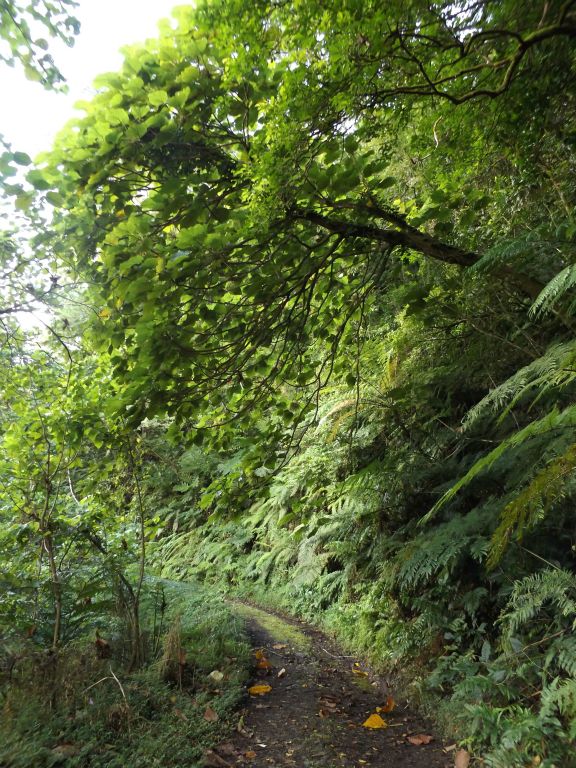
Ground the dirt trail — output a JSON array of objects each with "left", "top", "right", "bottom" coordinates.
[{"left": 205, "top": 602, "right": 453, "bottom": 768}]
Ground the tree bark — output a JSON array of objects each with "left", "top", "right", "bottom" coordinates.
[{"left": 294, "top": 208, "right": 544, "bottom": 299}]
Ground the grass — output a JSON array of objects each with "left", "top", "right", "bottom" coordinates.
[{"left": 0, "top": 579, "right": 251, "bottom": 768}]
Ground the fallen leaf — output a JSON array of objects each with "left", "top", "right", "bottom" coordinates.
[
  {"left": 257, "top": 658, "right": 272, "bottom": 670},
  {"left": 455, "top": 748, "right": 470, "bottom": 768},
  {"left": 319, "top": 709, "right": 330, "bottom": 718},
  {"left": 208, "top": 670, "right": 224, "bottom": 683},
  {"left": 245, "top": 751, "right": 257, "bottom": 759},
  {"left": 173, "top": 707, "right": 188, "bottom": 721},
  {"left": 248, "top": 684, "right": 272, "bottom": 696},
  {"left": 204, "top": 706, "right": 219, "bottom": 722},
  {"left": 407, "top": 734, "right": 433, "bottom": 745},
  {"left": 352, "top": 668, "right": 369, "bottom": 677},
  {"left": 254, "top": 649, "right": 265, "bottom": 660},
  {"left": 377, "top": 695, "right": 396, "bottom": 713},
  {"left": 277, "top": 667, "right": 286, "bottom": 678},
  {"left": 272, "top": 643, "right": 288, "bottom": 650},
  {"left": 362, "top": 713, "right": 387, "bottom": 729}
]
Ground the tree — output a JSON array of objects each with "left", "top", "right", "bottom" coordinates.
[
  {"left": 0, "top": 0, "right": 79, "bottom": 88},
  {"left": 30, "top": 0, "right": 574, "bottom": 440},
  {"left": 0, "top": 0, "right": 80, "bottom": 320}
]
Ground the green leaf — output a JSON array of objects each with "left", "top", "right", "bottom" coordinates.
[
  {"left": 12, "top": 152, "right": 32, "bottom": 166},
  {"left": 148, "top": 89, "right": 169, "bottom": 107}
]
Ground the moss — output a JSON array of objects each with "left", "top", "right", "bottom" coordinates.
[{"left": 230, "top": 602, "right": 312, "bottom": 651}]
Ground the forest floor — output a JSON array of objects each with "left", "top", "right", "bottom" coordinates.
[{"left": 203, "top": 602, "right": 455, "bottom": 768}]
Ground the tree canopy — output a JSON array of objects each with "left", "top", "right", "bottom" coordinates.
[{"left": 26, "top": 0, "right": 571, "bottom": 433}]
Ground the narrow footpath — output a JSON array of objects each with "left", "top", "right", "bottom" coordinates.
[{"left": 204, "top": 603, "right": 455, "bottom": 768}]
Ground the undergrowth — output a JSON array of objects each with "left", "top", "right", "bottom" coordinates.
[{"left": 0, "top": 580, "right": 250, "bottom": 768}]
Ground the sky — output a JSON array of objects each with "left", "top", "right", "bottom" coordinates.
[{"left": 1, "top": 0, "right": 179, "bottom": 159}]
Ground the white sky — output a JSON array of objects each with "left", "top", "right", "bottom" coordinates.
[{"left": 1, "top": 0, "right": 179, "bottom": 158}]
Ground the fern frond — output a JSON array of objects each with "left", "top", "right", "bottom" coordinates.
[
  {"left": 540, "top": 677, "right": 576, "bottom": 721},
  {"left": 489, "top": 443, "right": 576, "bottom": 567},
  {"left": 464, "top": 341, "right": 576, "bottom": 428},
  {"left": 422, "top": 405, "right": 576, "bottom": 524},
  {"left": 530, "top": 264, "right": 576, "bottom": 317},
  {"left": 501, "top": 569, "right": 576, "bottom": 637}
]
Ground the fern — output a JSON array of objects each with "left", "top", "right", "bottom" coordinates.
[
  {"left": 540, "top": 678, "right": 576, "bottom": 724},
  {"left": 531, "top": 263, "right": 576, "bottom": 317},
  {"left": 554, "top": 638, "right": 576, "bottom": 679},
  {"left": 423, "top": 404, "right": 576, "bottom": 525},
  {"left": 489, "top": 443, "right": 576, "bottom": 566},
  {"left": 394, "top": 507, "right": 491, "bottom": 590},
  {"left": 464, "top": 341, "right": 576, "bottom": 429},
  {"left": 470, "top": 227, "right": 575, "bottom": 277},
  {"left": 501, "top": 569, "right": 576, "bottom": 638}
]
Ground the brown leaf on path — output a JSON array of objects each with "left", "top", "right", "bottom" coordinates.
[
  {"left": 407, "top": 734, "right": 434, "bottom": 745},
  {"left": 244, "top": 751, "right": 257, "bottom": 759},
  {"left": 272, "top": 643, "right": 288, "bottom": 650},
  {"left": 204, "top": 706, "right": 219, "bottom": 722},
  {"left": 257, "top": 658, "right": 272, "bottom": 670},
  {"left": 248, "top": 684, "right": 272, "bottom": 695},
  {"left": 455, "top": 748, "right": 471, "bottom": 768},
  {"left": 254, "top": 649, "right": 265, "bottom": 660}
]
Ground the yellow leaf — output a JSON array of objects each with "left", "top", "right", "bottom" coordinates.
[
  {"left": 254, "top": 649, "right": 265, "bottom": 660},
  {"left": 362, "top": 713, "right": 387, "bottom": 729},
  {"left": 98, "top": 307, "right": 110, "bottom": 319},
  {"left": 352, "top": 668, "right": 368, "bottom": 677},
  {"left": 248, "top": 684, "right": 272, "bottom": 696}
]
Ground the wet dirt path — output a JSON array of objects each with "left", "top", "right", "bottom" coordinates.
[{"left": 204, "top": 602, "right": 453, "bottom": 768}]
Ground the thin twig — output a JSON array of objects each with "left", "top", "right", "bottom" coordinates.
[{"left": 321, "top": 646, "right": 356, "bottom": 659}]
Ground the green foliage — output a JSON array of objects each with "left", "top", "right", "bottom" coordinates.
[
  {"left": 1, "top": 1, "right": 576, "bottom": 765},
  {"left": 0, "top": 0, "right": 79, "bottom": 87},
  {"left": 0, "top": 580, "right": 250, "bottom": 768},
  {"left": 431, "top": 570, "right": 576, "bottom": 767}
]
